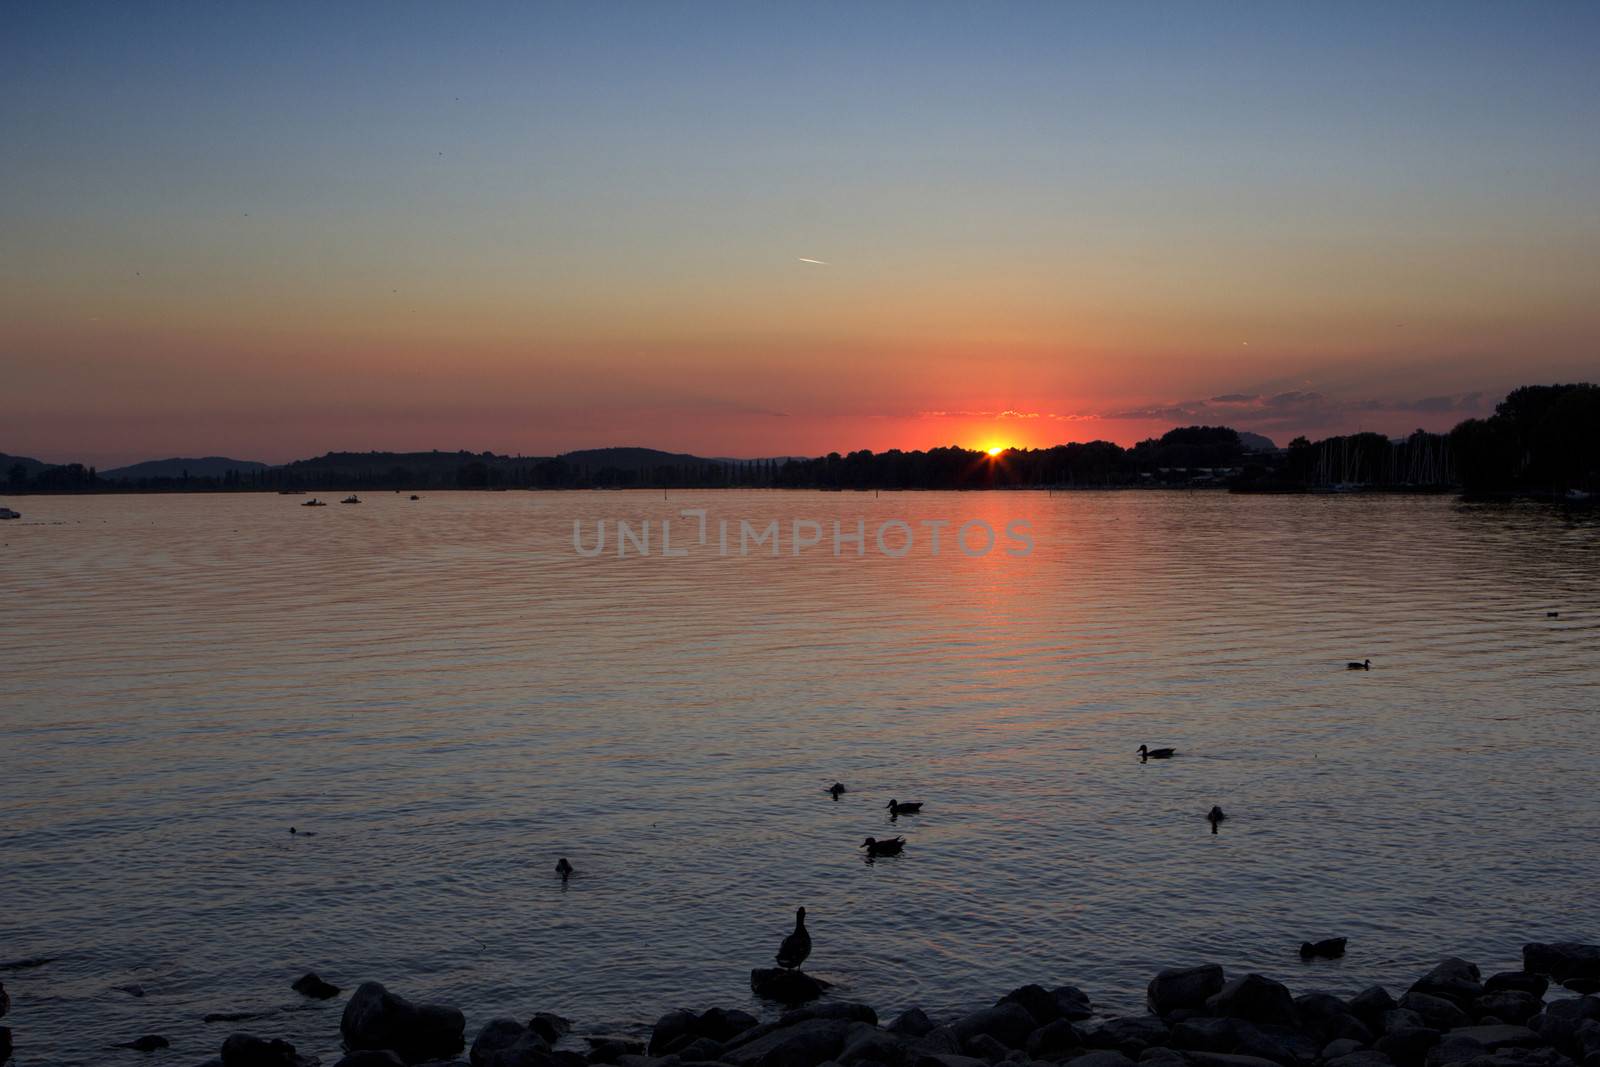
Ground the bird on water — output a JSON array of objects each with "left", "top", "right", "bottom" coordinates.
[
  {"left": 861, "top": 836, "right": 906, "bottom": 857},
  {"left": 555, "top": 858, "right": 574, "bottom": 880},
  {"left": 776, "top": 907, "right": 811, "bottom": 970},
  {"left": 827, "top": 782, "right": 847, "bottom": 799},
  {"left": 1207, "top": 806, "right": 1226, "bottom": 833},
  {"left": 886, "top": 798, "right": 922, "bottom": 816},
  {"left": 1138, "top": 745, "right": 1176, "bottom": 761},
  {"left": 1347, "top": 659, "right": 1371, "bottom": 670}
]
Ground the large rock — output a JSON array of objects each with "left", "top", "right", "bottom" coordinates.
[
  {"left": 949, "top": 1003, "right": 1040, "bottom": 1050},
  {"left": 1411, "top": 962, "right": 1484, "bottom": 1008},
  {"left": 1002, "top": 985, "right": 1063, "bottom": 1025},
  {"left": 1294, "top": 993, "right": 1371, "bottom": 1044},
  {"left": 1484, "top": 975, "right": 1548, "bottom": 1000},
  {"left": 1065, "top": 1052, "right": 1137, "bottom": 1067},
  {"left": 722, "top": 1018, "right": 855, "bottom": 1067},
  {"left": 1399, "top": 995, "right": 1471, "bottom": 1033},
  {"left": 890, "top": 1010, "right": 934, "bottom": 1039},
  {"left": 751, "top": 969, "right": 830, "bottom": 1005},
  {"left": 471, "top": 1018, "right": 551, "bottom": 1067},
  {"left": 1229, "top": 1022, "right": 1320, "bottom": 1066},
  {"left": 783, "top": 1004, "right": 879, "bottom": 1028},
  {"left": 1207, "top": 976, "right": 1298, "bottom": 1029},
  {"left": 1442, "top": 1026, "right": 1544, "bottom": 1051},
  {"left": 1326, "top": 1053, "right": 1394, "bottom": 1067},
  {"left": 1150, "top": 968, "right": 1227, "bottom": 1017},
  {"left": 340, "top": 981, "right": 466, "bottom": 1063},
  {"left": 334, "top": 1054, "right": 407, "bottom": 1067},
  {"left": 0, "top": 981, "right": 8, "bottom": 1018},
  {"left": 650, "top": 1012, "right": 701, "bottom": 1056},
  {"left": 1171, "top": 1019, "right": 1239, "bottom": 1054},
  {"left": 1351, "top": 989, "right": 1399, "bottom": 1031},
  {"left": 1374, "top": 1028, "right": 1440, "bottom": 1067},
  {"left": 1533, "top": 998, "right": 1600, "bottom": 1056},
  {"left": 1472, "top": 993, "right": 1542, "bottom": 1026},
  {"left": 1173, "top": 1052, "right": 1281, "bottom": 1067},
  {"left": 1525, "top": 945, "right": 1600, "bottom": 984},
  {"left": 699, "top": 1008, "right": 760, "bottom": 1043},
  {"left": 221, "top": 1033, "right": 318, "bottom": 1067},
  {"left": 1028, "top": 1019, "right": 1087, "bottom": 1060},
  {"left": 1083, "top": 1017, "right": 1171, "bottom": 1057},
  {"left": 839, "top": 1026, "right": 909, "bottom": 1066}
]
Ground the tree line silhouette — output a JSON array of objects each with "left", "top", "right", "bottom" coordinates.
[{"left": 5, "top": 383, "right": 1595, "bottom": 497}]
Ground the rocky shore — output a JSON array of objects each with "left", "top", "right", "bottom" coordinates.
[{"left": 4, "top": 943, "right": 1599, "bottom": 1067}]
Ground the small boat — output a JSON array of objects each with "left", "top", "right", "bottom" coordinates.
[
  {"left": 0, "top": 507, "right": 20, "bottom": 520},
  {"left": 301, "top": 499, "right": 326, "bottom": 507},
  {"left": 340, "top": 495, "right": 361, "bottom": 504}
]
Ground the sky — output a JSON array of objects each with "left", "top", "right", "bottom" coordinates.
[{"left": 3, "top": 1, "right": 1598, "bottom": 466}]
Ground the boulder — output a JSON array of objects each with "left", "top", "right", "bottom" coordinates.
[
  {"left": 292, "top": 973, "right": 342, "bottom": 1001},
  {"left": 0, "top": 1025, "right": 11, "bottom": 1063},
  {"left": 891, "top": 1011, "right": 935, "bottom": 1039},
  {"left": 964, "top": 1033, "right": 1012, "bottom": 1062},
  {"left": 1326, "top": 1054, "right": 1394, "bottom": 1067},
  {"left": 1484, "top": 975, "right": 1548, "bottom": 1000},
  {"left": 700, "top": 1010, "right": 760, "bottom": 1043},
  {"left": 1385, "top": 1014, "right": 1429, "bottom": 1037},
  {"left": 1524, "top": 945, "right": 1600, "bottom": 984},
  {"left": 1399, "top": 996, "right": 1471, "bottom": 1033},
  {"left": 1082, "top": 1018, "right": 1171, "bottom": 1057},
  {"left": 910, "top": 1027, "right": 966, "bottom": 1058},
  {"left": 340, "top": 982, "right": 466, "bottom": 1063},
  {"left": 1208, "top": 976, "right": 1298, "bottom": 1029},
  {"left": 1004, "top": 986, "right": 1066, "bottom": 1026},
  {"left": 1140, "top": 1050, "right": 1187, "bottom": 1067},
  {"left": 1532, "top": 998, "right": 1600, "bottom": 1056},
  {"left": 472, "top": 1017, "right": 552, "bottom": 1067},
  {"left": 1027, "top": 1020, "right": 1086, "bottom": 1060},
  {"left": 221, "top": 1033, "right": 317, "bottom": 1067},
  {"left": 1472, "top": 994, "right": 1542, "bottom": 1026},
  {"left": 1064, "top": 1053, "right": 1137, "bottom": 1067},
  {"left": 751, "top": 969, "right": 830, "bottom": 1005},
  {"left": 652, "top": 1013, "right": 702, "bottom": 1056},
  {"left": 1441, "top": 1027, "right": 1543, "bottom": 1051},
  {"left": 1410, "top": 962, "right": 1484, "bottom": 1007},
  {"left": 1350, "top": 991, "right": 1399, "bottom": 1032},
  {"left": 587, "top": 1038, "right": 646, "bottom": 1064},
  {"left": 914, "top": 1055, "right": 988, "bottom": 1067},
  {"left": 784, "top": 1005, "right": 879, "bottom": 1028},
  {"left": 1171, "top": 1019, "right": 1238, "bottom": 1054},
  {"left": 1054, "top": 989, "right": 1095, "bottom": 1022},
  {"left": 840, "top": 1027, "right": 910, "bottom": 1066},
  {"left": 1173, "top": 1053, "right": 1280, "bottom": 1067},
  {"left": 334, "top": 1054, "right": 408, "bottom": 1067},
  {"left": 950, "top": 1005, "right": 1042, "bottom": 1050},
  {"left": 1294, "top": 994, "right": 1370, "bottom": 1044},
  {"left": 1151, "top": 968, "right": 1227, "bottom": 1017},
  {"left": 530, "top": 1015, "right": 573, "bottom": 1045},
  {"left": 675, "top": 1038, "right": 727, "bottom": 1062},
  {"left": 1321, "top": 1040, "right": 1366, "bottom": 1060},
  {"left": 722, "top": 1019, "right": 856, "bottom": 1067},
  {"left": 1374, "top": 1029, "right": 1440, "bottom": 1067},
  {"left": 1229, "top": 1023, "right": 1319, "bottom": 1066}
]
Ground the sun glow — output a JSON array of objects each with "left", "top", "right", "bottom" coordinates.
[{"left": 986, "top": 446, "right": 1006, "bottom": 457}]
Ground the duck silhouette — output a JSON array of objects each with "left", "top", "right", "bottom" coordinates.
[
  {"left": 1300, "top": 937, "right": 1348, "bottom": 960},
  {"left": 861, "top": 836, "right": 906, "bottom": 857},
  {"left": 1347, "top": 659, "right": 1371, "bottom": 670},
  {"left": 827, "top": 783, "right": 846, "bottom": 800},
  {"left": 555, "top": 858, "right": 574, "bottom": 880},
  {"left": 775, "top": 907, "right": 811, "bottom": 970},
  {"left": 886, "top": 798, "right": 922, "bottom": 816},
  {"left": 1138, "top": 745, "right": 1176, "bottom": 761},
  {"left": 1207, "top": 806, "right": 1226, "bottom": 833}
]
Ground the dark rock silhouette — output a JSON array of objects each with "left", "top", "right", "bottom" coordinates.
[
  {"left": 1301, "top": 936, "right": 1348, "bottom": 959},
  {"left": 220, "top": 1032, "right": 315, "bottom": 1066},
  {"left": 749, "top": 967, "right": 829, "bottom": 1003},
  {"left": 113, "top": 1034, "right": 169, "bottom": 1051},
  {"left": 290, "top": 972, "right": 340, "bottom": 1000},
  {"left": 339, "top": 981, "right": 464, "bottom": 1061}
]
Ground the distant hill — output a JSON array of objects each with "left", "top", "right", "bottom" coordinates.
[
  {"left": 1237, "top": 431, "right": 1279, "bottom": 453},
  {"left": 101, "top": 456, "right": 268, "bottom": 480},
  {"left": 558, "top": 447, "right": 706, "bottom": 470},
  {"left": 2, "top": 452, "right": 49, "bottom": 477}
]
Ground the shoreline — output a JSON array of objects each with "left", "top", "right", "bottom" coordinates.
[{"left": 5, "top": 943, "right": 1597, "bottom": 1067}]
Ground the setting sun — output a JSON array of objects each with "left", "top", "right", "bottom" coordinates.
[{"left": 986, "top": 446, "right": 1006, "bottom": 457}]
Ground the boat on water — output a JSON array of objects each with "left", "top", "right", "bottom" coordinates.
[
  {"left": 0, "top": 506, "right": 20, "bottom": 520},
  {"left": 301, "top": 498, "right": 327, "bottom": 507},
  {"left": 340, "top": 495, "right": 361, "bottom": 504}
]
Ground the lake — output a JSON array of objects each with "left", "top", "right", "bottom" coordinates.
[{"left": 2, "top": 490, "right": 1596, "bottom": 1065}]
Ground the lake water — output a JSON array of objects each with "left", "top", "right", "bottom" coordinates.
[{"left": 2, "top": 490, "right": 1597, "bottom": 1065}]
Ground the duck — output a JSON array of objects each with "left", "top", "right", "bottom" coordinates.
[
  {"left": 1138, "top": 745, "right": 1176, "bottom": 760},
  {"left": 886, "top": 798, "right": 922, "bottom": 816},
  {"left": 1207, "top": 805, "right": 1226, "bottom": 825},
  {"left": 861, "top": 836, "right": 906, "bottom": 857},
  {"left": 775, "top": 907, "right": 811, "bottom": 970},
  {"left": 1300, "top": 936, "right": 1347, "bottom": 960},
  {"left": 1346, "top": 659, "right": 1371, "bottom": 670},
  {"left": 555, "top": 857, "right": 574, "bottom": 880},
  {"left": 1547, "top": 611, "right": 1559, "bottom": 618},
  {"left": 827, "top": 782, "right": 847, "bottom": 799},
  {"left": 288, "top": 826, "right": 317, "bottom": 837}
]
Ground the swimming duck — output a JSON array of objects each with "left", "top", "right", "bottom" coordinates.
[
  {"left": 861, "top": 836, "right": 906, "bottom": 857},
  {"left": 1207, "top": 805, "right": 1226, "bottom": 824},
  {"left": 288, "top": 826, "right": 317, "bottom": 836},
  {"left": 555, "top": 858, "right": 574, "bottom": 880},
  {"left": 886, "top": 798, "right": 922, "bottom": 815},
  {"left": 1347, "top": 659, "right": 1371, "bottom": 670},
  {"left": 1138, "top": 745, "right": 1176, "bottom": 760},
  {"left": 775, "top": 907, "right": 811, "bottom": 970},
  {"left": 827, "top": 782, "right": 847, "bottom": 799}
]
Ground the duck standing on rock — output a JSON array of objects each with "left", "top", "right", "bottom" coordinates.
[
  {"left": 861, "top": 836, "right": 906, "bottom": 857},
  {"left": 775, "top": 907, "right": 811, "bottom": 970},
  {"left": 886, "top": 798, "right": 922, "bottom": 816},
  {"left": 555, "top": 858, "right": 574, "bottom": 881},
  {"left": 1138, "top": 745, "right": 1176, "bottom": 761}
]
